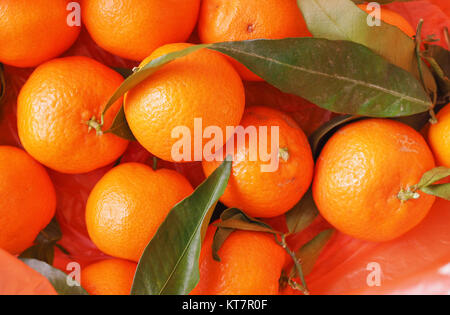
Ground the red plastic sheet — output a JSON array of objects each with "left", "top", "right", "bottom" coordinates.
[{"left": 0, "top": 0, "right": 449, "bottom": 295}]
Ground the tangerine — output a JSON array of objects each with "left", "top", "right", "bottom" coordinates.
[{"left": 313, "top": 119, "right": 436, "bottom": 242}]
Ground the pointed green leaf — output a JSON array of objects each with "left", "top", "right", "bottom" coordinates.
[
  {"left": 113, "top": 67, "right": 134, "bottom": 79},
  {"left": 19, "top": 218, "right": 66, "bottom": 265},
  {"left": 211, "top": 39, "right": 432, "bottom": 117},
  {"left": 423, "top": 44, "right": 450, "bottom": 104},
  {"left": 102, "top": 39, "right": 433, "bottom": 121},
  {"left": 298, "top": 0, "right": 436, "bottom": 94},
  {"left": 104, "top": 106, "right": 136, "bottom": 141},
  {"left": 211, "top": 227, "right": 234, "bottom": 262},
  {"left": 308, "top": 115, "right": 362, "bottom": 158},
  {"left": 417, "top": 167, "right": 450, "bottom": 200},
  {"left": 215, "top": 208, "right": 279, "bottom": 233},
  {"left": 418, "top": 167, "right": 450, "bottom": 188},
  {"left": 294, "top": 229, "right": 335, "bottom": 277},
  {"left": 131, "top": 157, "right": 232, "bottom": 295},
  {"left": 211, "top": 208, "right": 281, "bottom": 261},
  {"left": 285, "top": 190, "right": 320, "bottom": 235},
  {"left": 20, "top": 259, "right": 88, "bottom": 295},
  {"left": 19, "top": 243, "right": 55, "bottom": 266},
  {"left": 420, "top": 183, "right": 450, "bottom": 200},
  {"left": 102, "top": 44, "right": 209, "bottom": 116}
]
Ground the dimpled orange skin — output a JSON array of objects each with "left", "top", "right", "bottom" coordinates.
[
  {"left": 0, "top": 146, "right": 56, "bottom": 254},
  {"left": 81, "top": 0, "right": 200, "bottom": 61},
  {"left": 428, "top": 104, "right": 450, "bottom": 168},
  {"left": 81, "top": 259, "right": 137, "bottom": 295},
  {"left": 17, "top": 56, "right": 129, "bottom": 174},
  {"left": 0, "top": 0, "right": 80, "bottom": 68},
  {"left": 86, "top": 163, "right": 194, "bottom": 262},
  {"left": 357, "top": 4, "right": 416, "bottom": 37},
  {"left": 124, "top": 43, "right": 245, "bottom": 162},
  {"left": 191, "top": 224, "right": 285, "bottom": 295},
  {"left": 313, "top": 119, "right": 436, "bottom": 242},
  {"left": 198, "top": 0, "right": 311, "bottom": 81},
  {"left": 203, "top": 106, "right": 314, "bottom": 218}
]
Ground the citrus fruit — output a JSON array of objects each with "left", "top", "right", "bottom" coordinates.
[
  {"left": 81, "top": 259, "right": 137, "bottom": 295},
  {"left": 313, "top": 119, "right": 436, "bottom": 242},
  {"left": 81, "top": 0, "right": 200, "bottom": 61},
  {"left": 86, "top": 162, "right": 194, "bottom": 262},
  {"left": 17, "top": 56, "right": 129, "bottom": 174},
  {"left": 0, "top": 0, "right": 80, "bottom": 68},
  {"left": 0, "top": 248, "right": 57, "bottom": 295},
  {"left": 191, "top": 224, "right": 285, "bottom": 295},
  {"left": 357, "top": 4, "right": 416, "bottom": 37},
  {"left": 0, "top": 146, "right": 56, "bottom": 254},
  {"left": 427, "top": 104, "right": 450, "bottom": 168},
  {"left": 124, "top": 43, "right": 245, "bottom": 162},
  {"left": 202, "top": 106, "right": 314, "bottom": 218},
  {"left": 198, "top": 0, "right": 311, "bottom": 81}
]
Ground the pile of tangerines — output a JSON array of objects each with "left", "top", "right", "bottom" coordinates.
[{"left": 0, "top": 0, "right": 449, "bottom": 295}]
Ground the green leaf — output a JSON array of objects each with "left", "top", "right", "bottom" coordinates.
[
  {"left": 424, "top": 45, "right": 450, "bottom": 76},
  {"left": 417, "top": 167, "right": 450, "bottom": 200},
  {"left": 131, "top": 157, "right": 232, "bottom": 295},
  {"left": 308, "top": 115, "right": 362, "bottom": 158},
  {"left": 19, "top": 218, "right": 66, "bottom": 265},
  {"left": 211, "top": 39, "right": 432, "bottom": 117},
  {"left": 102, "top": 38, "right": 433, "bottom": 124},
  {"left": 212, "top": 208, "right": 281, "bottom": 261},
  {"left": 418, "top": 167, "right": 450, "bottom": 188},
  {"left": 394, "top": 112, "right": 434, "bottom": 131},
  {"left": 102, "top": 44, "right": 209, "bottom": 116},
  {"left": 215, "top": 208, "right": 279, "bottom": 233},
  {"left": 104, "top": 105, "right": 136, "bottom": 141},
  {"left": 20, "top": 259, "right": 88, "bottom": 295},
  {"left": 298, "top": 0, "right": 436, "bottom": 95},
  {"left": 423, "top": 44, "right": 450, "bottom": 104},
  {"left": 113, "top": 67, "right": 134, "bottom": 79},
  {"left": 294, "top": 229, "right": 335, "bottom": 277},
  {"left": 308, "top": 113, "right": 431, "bottom": 160},
  {"left": 211, "top": 226, "right": 234, "bottom": 263},
  {"left": 19, "top": 243, "right": 55, "bottom": 266},
  {"left": 285, "top": 189, "right": 319, "bottom": 235},
  {"left": 420, "top": 184, "right": 450, "bottom": 201}
]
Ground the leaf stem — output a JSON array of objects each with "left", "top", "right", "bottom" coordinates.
[
  {"left": 415, "top": 19, "right": 427, "bottom": 93},
  {"left": 444, "top": 27, "right": 449, "bottom": 50},
  {"left": 275, "top": 234, "right": 309, "bottom": 295}
]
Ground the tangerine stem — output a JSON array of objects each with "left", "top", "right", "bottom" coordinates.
[
  {"left": 429, "top": 108, "right": 438, "bottom": 125},
  {"left": 398, "top": 186, "right": 420, "bottom": 202},
  {"left": 86, "top": 115, "right": 104, "bottom": 136},
  {"left": 279, "top": 147, "right": 290, "bottom": 162},
  {"left": 152, "top": 156, "right": 159, "bottom": 171}
]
